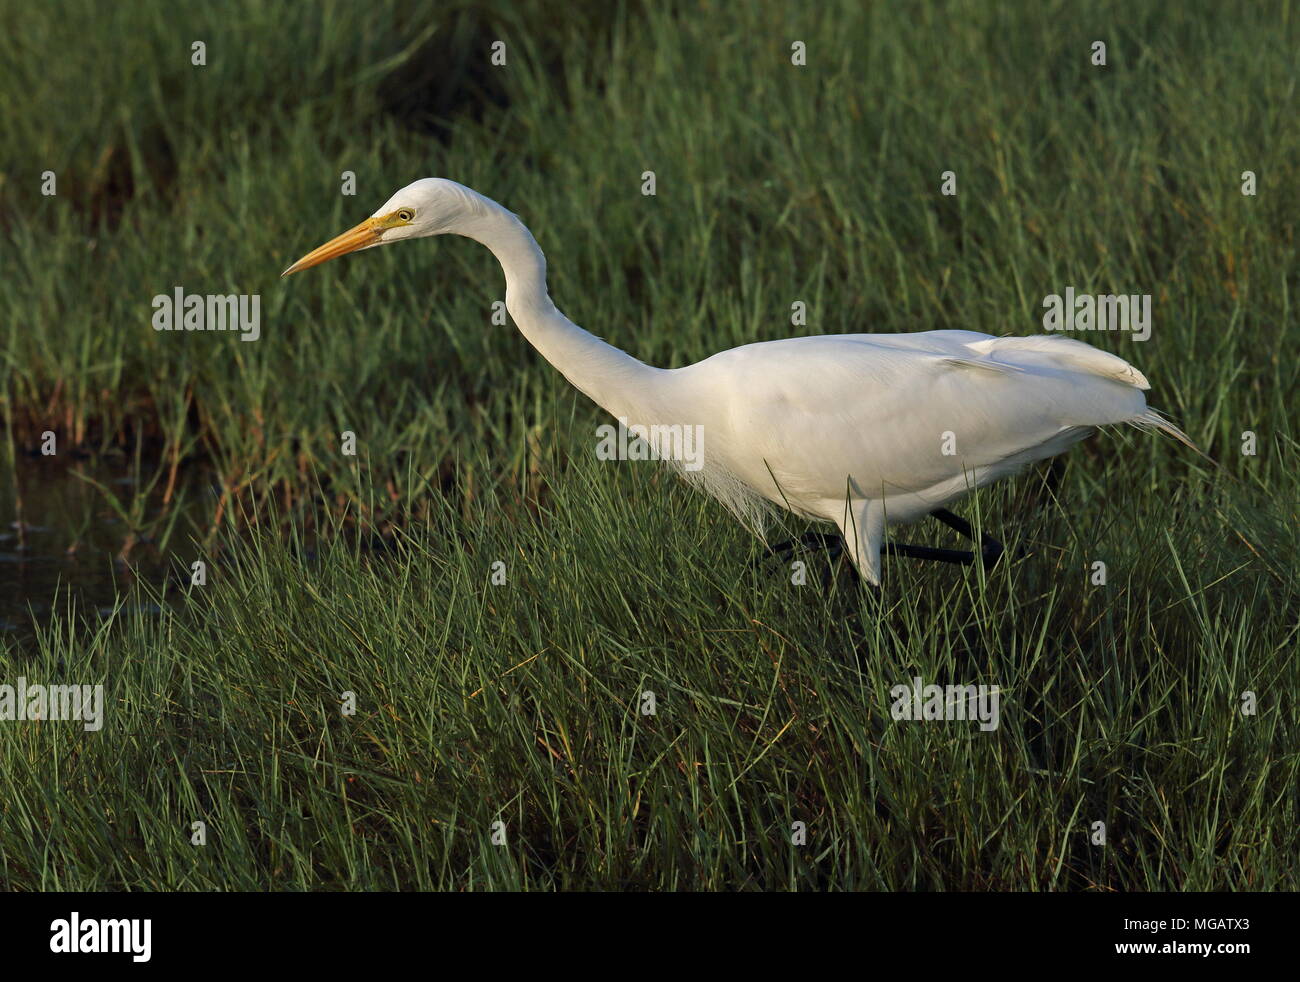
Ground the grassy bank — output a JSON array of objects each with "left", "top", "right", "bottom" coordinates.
[
  {"left": 1, "top": 0, "right": 1297, "bottom": 889},
  {"left": 7, "top": 452, "right": 1298, "bottom": 890}
]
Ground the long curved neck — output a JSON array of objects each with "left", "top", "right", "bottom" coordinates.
[{"left": 456, "top": 203, "right": 663, "bottom": 421}]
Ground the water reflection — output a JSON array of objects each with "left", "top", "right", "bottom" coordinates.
[{"left": 0, "top": 452, "right": 211, "bottom": 647}]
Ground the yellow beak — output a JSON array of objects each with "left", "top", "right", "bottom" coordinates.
[{"left": 281, "top": 217, "right": 383, "bottom": 277}]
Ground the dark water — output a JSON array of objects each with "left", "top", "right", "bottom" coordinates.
[{"left": 0, "top": 453, "right": 210, "bottom": 646}]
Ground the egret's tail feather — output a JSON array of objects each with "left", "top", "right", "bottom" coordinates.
[{"left": 1131, "top": 409, "right": 1209, "bottom": 459}]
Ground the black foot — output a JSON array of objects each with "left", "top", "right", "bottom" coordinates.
[
  {"left": 753, "top": 531, "right": 854, "bottom": 587},
  {"left": 756, "top": 531, "right": 843, "bottom": 566}
]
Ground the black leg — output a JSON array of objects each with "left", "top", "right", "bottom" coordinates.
[
  {"left": 930, "top": 507, "right": 974, "bottom": 537},
  {"left": 757, "top": 508, "right": 1005, "bottom": 573},
  {"left": 884, "top": 541, "right": 977, "bottom": 565},
  {"left": 929, "top": 508, "right": 1004, "bottom": 568}
]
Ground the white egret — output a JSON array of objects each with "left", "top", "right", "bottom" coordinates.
[{"left": 283, "top": 179, "right": 1197, "bottom": 585}]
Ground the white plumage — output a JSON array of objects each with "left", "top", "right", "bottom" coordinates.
[{"left": 284, "top": 179, "right": 1195, "bottom": 585}]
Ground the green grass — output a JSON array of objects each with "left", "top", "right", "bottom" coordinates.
[{"left": 0, "top": 0, "right": 1297, "bottom": 889}]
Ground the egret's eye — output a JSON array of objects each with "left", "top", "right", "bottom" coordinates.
[{"left": 397, "top": 209, "right": 414, "bottom": 222}]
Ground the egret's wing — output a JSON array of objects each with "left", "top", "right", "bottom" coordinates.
[
  {"left": 968, "top": 335, "right": 1150, "bottom": 390},
  {"left": 679, "top": 333, "right": 1149, "bottom": 507}
]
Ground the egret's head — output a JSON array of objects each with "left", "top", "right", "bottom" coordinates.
[{"left": 281, "top": 178, "right": 487, "bottom": 277}]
